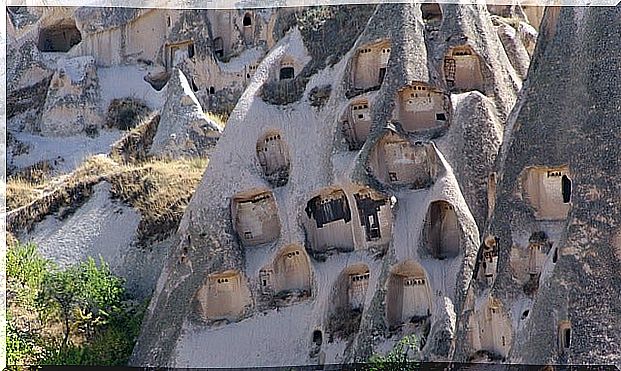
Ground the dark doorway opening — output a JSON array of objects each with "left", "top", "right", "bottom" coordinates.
[
  {"left": 280, "top": 67, "right": 295, "bottom": 80},
  {"left": 561, "top": 175, "right": 571, "bottom": 203}
]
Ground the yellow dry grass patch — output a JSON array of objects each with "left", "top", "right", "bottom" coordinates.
[{"left": 7, "top": 155, "right": 209, "bottom": 246}]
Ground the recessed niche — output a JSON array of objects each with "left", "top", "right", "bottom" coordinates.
[
  {"left": 558, "top": 321, "right": 571, "bottom": 351},
  {"left": 368, "top": 131, "right": 438, "bottom": 189},
  {"left": 256, "top": 130, "right": 291, "bottom": 187},
  {"left": 331, "top": 263, "right": 371, "bottom": 312},
  {"left": 470, "top": 298, "right": 512, "bottom": 359},
  {"left": 353, "top": 188, "right": 393, "bottom": 246},
  {"left": 351, "top": 39, "right": 391, "bottom": 91},
  {"left": 231, "top": 190, "right": 281, "bottom": 246},
  {"left": 443, "top": 45, "right": 484, "bottom": 93},
  {"left": 386, "top": 261, "right": 432, "bottom": 327},
  {"left": 304, "top": 188, "right": 354, "bottom": 253},
  {"left": 166, "top": 40, "right": 195, "bottom": 69},
  {"left": 38, "top": 22, "right": 82, "bottom": 52},
  {"left": 213, "top": 37, "right": 224, "bottom": 59},
  {"left": 259, "top": 244, "right": 312, "bottom": 298},
  {"left": 522, "top": 166, "right": 571, "bottom": 220},
  {"left": 341, "top": 99, "right": 372, "bottom": 150},
  {"left": 421, "top": 3, "right": 442, "bottom": 22},
  {"left": 422, "top": 201, "right": 461, "bottom": 259},
  {"left": 394, "top": 83, "right": 450, "bottom": 133},
  {"left": 527, "top": 231, "right": 552, "bottom": 275},
  {"left": 479, "top": 235, "right": 499, "bottom": 285},
  {"left": 197, "top": 270, "right": 252, "bottom": 322},
  {"left": 279, "top": 57, "right": 295, "bottom": 80}
]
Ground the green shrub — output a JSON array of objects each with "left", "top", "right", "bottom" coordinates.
[
  {"left": 7, "top": 242, "right": 146, "bottom": 366},
  {"left": 367, "top": 334, "right": 420, "bottom": 371}
]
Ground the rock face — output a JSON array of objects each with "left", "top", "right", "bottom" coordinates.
[
  {"left": 453, "top": 5, "right": 621, "bottom": 366},
  {"left": 131, "top": 3, "right": 525, "bottom": 367},
  {"left": 39, "top": 56, "right": 103, "bottom": 136},
  {"left": 150, "top": 69, "right": 222, "bottom": 158}
]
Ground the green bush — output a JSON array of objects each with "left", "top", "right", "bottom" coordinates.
[
  {"left": 7, "top": 242, "right": 146, "bottom": 366},
  {"left": 367, "top": 334, "right": 420, "bottom": 371}
]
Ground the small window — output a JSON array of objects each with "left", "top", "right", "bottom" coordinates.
[
  {"left": 312, "top": 330, "right": 323, "bottom": 346},
  {"left": 280, "top": 66, "right": 294, "bottom": 80},
  {"left": 563, "top": 328, "right": 571, "bottom": 348},
  {"left": 209, "top": 86, "right": 215, "bottom": 94},
  {"left": 521, "top": 310, "right": 530, "bottom": 319},
  {"left": 379, "top": 67, "right": 387, "bottom": 84},
  {"left": 562, "top": 175, "right": 571, "bottom": 203},
  {"left": 436, "top": 113, "right": 446, "bottom": 121},
  {"left": 167, "top": 16, "right": 171, "bottom": 27},
  {"left": 243, "top": 13, "right": 252, "bottom": 27},
  {"left": 188, "top": 44, "right": 195, "bottom": 59}
]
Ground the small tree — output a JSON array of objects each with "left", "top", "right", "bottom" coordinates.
[
  {"left": 367, "top": 334, "right": 420, "bottom": 370},
  {"left": 36, "top": 257, "right": 124, "bottom": 348}
]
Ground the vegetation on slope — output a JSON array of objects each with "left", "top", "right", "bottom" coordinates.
[
  {"left": 367, "top": 334, "right": 420, "bottom": 370},
  {"left": 7, "top": 242, "right": 146, "bottom": 366},
  {"left": 7, "top": 154, "right": 208, "bottom": 247}
]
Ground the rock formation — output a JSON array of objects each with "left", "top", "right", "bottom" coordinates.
[
  {"left": 130, "top": 3, "right": 526, "bottom": 367},
  {"left": 454, "top": 5, "right": 621, "bottom": 365},
  {"left": 150, "top": 69, "right": 222, "bottom": 158}
]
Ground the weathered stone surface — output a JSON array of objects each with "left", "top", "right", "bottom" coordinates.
[
  {"left": 149, "top": 69, "right": 222, "bottom": 158},
  {"left": 454, "top": 5, "right": 621, "bottom": 366},
  {"left": 39, "top": 56, "right": 103, "bottom": 136}
]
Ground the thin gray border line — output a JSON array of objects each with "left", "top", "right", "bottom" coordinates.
[
  {"left": 2, "top": 0, "right": 620, "bottom": 369},
  {"left": 4, "top": 0, "right": 621, "bottom": 8}
]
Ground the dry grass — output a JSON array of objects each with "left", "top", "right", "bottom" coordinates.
[
  {"left": 110, "top": 113, "right": 160, "bottom": 164},
  {"left": 108, "top": 157, "right": 209, "bottom": 247},
  {"left": 7, "top": 154, "right": 209, "bottom": 248},
  {"left": 204, "top": 111, "right": 228, "bottom": 128}
]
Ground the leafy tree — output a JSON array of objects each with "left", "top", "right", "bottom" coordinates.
[
  {"left": 36, "top": 257, "right": 124, "bottom": 348},
  {"left": 7, "top": 242, "right": 145, "bottom": 366},
  {"left": 367, "top": 334, "right": 420, "bottom": 370}
]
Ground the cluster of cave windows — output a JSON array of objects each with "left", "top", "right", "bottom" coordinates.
[
  {"left": 259, "top": 245, "right": 312, "bottom": 297},
  {"left": 386, "top": 261, "right": 432, "bottom": 327},
  {"left": 423, "top": 201, "right": 461, "bottom": 259},
  {"left": 354, "top": 192, "right": 388, "bottom": 242},
  {"left": 256, "top": 131, "right": 291, "bottom": 187},
  {"left": 469, "top": 298, "right": 512, "bottom": 358},
  {"left": 38, "top": 23, "right": 82, "bottom": 52},
  {"left": 395, "top": 83, "right": 450, "bottom": 132},
  {"left": 231, "top": 190, "right": 281, "bottom": 246},
  {"left": 352, "top": 40, "right": 391, "bottom": 91},
  {"left": 444, "top": 46, "right": 484, "bottom": 93},
  {"left": 347, "top": 268, "right": 370, "bottom": 310},
  {"left": 341, "top": 99, "right": 372, "bottom": 150},
  {"left": 522, "top": 166, "right": 571, "bottom": 220},
  {"left": 306, "top": 191, "right": 352, "bottom": 229},
  {"left": 368, "top": 131, "right": 437, "bottom": 189},
  {"left": 404, "top": 278, "right": 426, "bottom": 286},
  {"left": 198, "top": 270, "right": 252, "bottom": 322}
]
